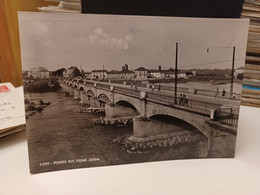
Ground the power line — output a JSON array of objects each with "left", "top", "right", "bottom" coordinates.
[
  {"left": 178, "top": 42, "right": 246, "bottom": 50},
  {"left": 179, "top": 57, "right": 245, "bottom": 68}
]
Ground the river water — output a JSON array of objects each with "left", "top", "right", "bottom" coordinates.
[{"left": 25, "top": 91, "right": 208, "bottom": 173}]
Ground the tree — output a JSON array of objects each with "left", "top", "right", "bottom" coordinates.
[
  {"left": 52, "top": 68, "right": 66, "bottom": 77},
  {"left": 73, "top": 67, "right": 81, "bottom": 77}
]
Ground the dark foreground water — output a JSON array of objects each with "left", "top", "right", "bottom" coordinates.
[{"left": 25, "top": 92, "right": 207, "bottom": 173}]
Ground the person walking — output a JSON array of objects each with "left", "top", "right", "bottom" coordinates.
[
  {"left": 158, "top": 83, "right": 161, "bottom": 91},
  {"left": 183, "top": 93, "right": 188, "bottom": 106},
  {"left": 183, "top": 94, "right": 187, "bottom": 106},
  {"left": 179, "top": 94, "right": 183, "bottom": 105},
  {"left": 215, "top": 87, "right": 219, "bottom": 98},
  {"left": 222, "top": 89, "right": 226, "bottom": 98},
  {"left": 152, "top": 83, "right": 155, "bottom": 91}
]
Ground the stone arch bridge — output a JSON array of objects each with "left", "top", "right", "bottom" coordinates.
[{"left": 61, "top": 79, "right": 239, "bottom": 158}]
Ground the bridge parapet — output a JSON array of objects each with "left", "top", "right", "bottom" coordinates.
[
  {"left": 113, "top": 86, "right": 140, "bottom": 98},
  {"left": 214, "top": 108, "right": 239, "bottom": 126},
  {"left": 145, "top": 92, "right": 222, "bottom": 115},
  {"left": 62, "top": 79, "right": 238, "bottom": 118},
  {"left": 96, "top": 83, "right": 110, "bottom": 90}
]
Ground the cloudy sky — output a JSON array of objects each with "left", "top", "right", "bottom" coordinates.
[{"left": 19, "top": 13, "right": 249, "bottom": 72}]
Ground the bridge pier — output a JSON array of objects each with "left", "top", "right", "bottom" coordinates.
[
  {"left": 65, "top": 85, "right": 69, "bottom": 93},
  {"left": 140, "top": 99, "right": 147, "bottom": 117},
  {"left": 80, "top": 91, "right": 88, "bottom": 104},
  {"left": 132, "top": 116, "right": 183, "bottom": 138},
  {"left": 89, "top": 97, "right": 100, "bottom": 108},
  {"left": 105, "top": 103, "right": 139, "bottom": 119},
  {"left": 206, "top": 123, "right": 237, "bottom": 158},
  {"left": 73, "top": 89, "right": 80, "bottom": 100},
  {"left": 69, "top": 87, "right": 74, "bottom": 96}
]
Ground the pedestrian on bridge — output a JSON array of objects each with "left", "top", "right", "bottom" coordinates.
[
  {"left": 215, "top": 87, "right": 219, "bottom": 98},
  {"left": 222, "top": 89, "right": 226, "bottom": 98},
  {"left": 158, "top": 83, "right": 161, "bottom": 91},
  {"left": 179, "top": 94, "right": 183, "bottom": 105},
  {"left": 183, "top": 94, "right": 188, "bottom": 106},
  {"left": 152, "top": 83, "right": 155, "bottom": 91}
]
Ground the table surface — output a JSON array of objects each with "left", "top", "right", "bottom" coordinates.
[{"left": 0, "top": 105, "right": 260, "bottom": 195}]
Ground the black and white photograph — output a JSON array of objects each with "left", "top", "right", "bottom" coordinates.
[{"left": 19, "top": 12, "right": 249, "bottom": 173}]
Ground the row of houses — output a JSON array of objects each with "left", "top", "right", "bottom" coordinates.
[
  {"left": 82, "top": 65, "right": 194, "bottom": 81},
  {"left": 24, "top": 65, "right": 244, "bottom": 81},
  {"left": 24, "top": 67, "right": 50, "bottom": 79}
]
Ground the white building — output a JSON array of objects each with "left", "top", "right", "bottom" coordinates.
[
  {"left": 107, "top": 70, "right": 135, "bottom": 80},
  {"left": 84, "top": 72, "right": 92, "bottom": 79},
  {"left": 234, "top": 67, "right": 244, "bottom": 78},
  {"left": 91, "top": 70, "right": 107, "bottom": 80},
  {"left": 178, "top": 70, "right": 187, "bottom": 79},
  {"left": 134, "top": 67, "right": 148, "bottom": 80},
  {"left": 148, "top": 70, "right": 163, "bottom": 78},
  {"left": 27, "top": 67, "right": 50, "bottom": 79},
  {"left": 163, "top": 69, "right": 175, "bottom": 79}
]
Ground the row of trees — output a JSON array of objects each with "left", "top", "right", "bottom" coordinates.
[{"left": 51, "top": 67, "right": 82, "bottom": 78}]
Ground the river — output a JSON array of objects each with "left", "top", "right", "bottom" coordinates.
[{"left": 25, "top": 91, "right": 208, "bottom": 173}]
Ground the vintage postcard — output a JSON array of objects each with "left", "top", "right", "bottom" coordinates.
[
  {"left": 0, "top": 82, "right": 25, "bottom": 132},
  {"left": 19, "top": 12, "right": 249, "bottom": 173}
]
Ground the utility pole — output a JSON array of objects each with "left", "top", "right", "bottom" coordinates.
[
  {"left": 174, "top": 42, "right": 178, "bottom": 104},
  {"left": 103, "top": 65, "right": 105, "bottom": 81},
  {"left": 230, "top": 46, "right": 235, "bottom": 97}
]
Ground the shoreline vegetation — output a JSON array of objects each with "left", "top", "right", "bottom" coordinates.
[{"left": 23, "top": 78, "right": 61, "bottom": 93}]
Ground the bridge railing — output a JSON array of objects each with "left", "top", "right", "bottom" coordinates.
[
  {"left": 146, "top": 92, "right": 222, "bottom": 114},
  {"left": 146, "top": 92, "right": 174, "bottom": 105},
  {"left": 214, "top": 108, "right": 239, "bottom": 126},
  {"left": 80, "top": 79, "right": 241, "bottom": 100},
  {"left": 195, "top": 89, "right": 241, "bottom": 100},
  {"left": 114, "top": 86, "right": 140, "bottom": 98},
  {"left": 160, "top": 86, "right": 189, "bottom": 93},
  {"left": 96, "top": 83, "right": 110, "bottom": 90},
  {"left": 85, "top": 81, "right": 94, "bottom": 87}
]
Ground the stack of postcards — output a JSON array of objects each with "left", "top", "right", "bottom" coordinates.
[
  {"left": 241, "top": 0, "right": 260, "bottom": 107},
  {"left": 38, "top": 0, "right": 81, "bottom": 13},
  {"left": 0, "top": 83, "right": 26, "bottom": 138},
  {"left": 0, "top": 125, "right": 26, "bottom": 138}
]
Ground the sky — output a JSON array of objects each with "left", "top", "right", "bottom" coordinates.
[{"left": 19, "top": 13, "right": 249, "bottom": 72}]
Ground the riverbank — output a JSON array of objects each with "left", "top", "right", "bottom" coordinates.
[{"left": 23, "top": 78, "right": 61, "bottom": 93}]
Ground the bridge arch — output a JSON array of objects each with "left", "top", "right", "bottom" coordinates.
[
  {"left": 148, "top": 114, "right": 203, "bottom": 135},
  {"left": 146, "top": 103, "right": 211, "bottom": 137},
  {"left": 114, "top": 95, "right": 142, "bottom": 115},
  {"left": 79, "top": 87, "right": 84, "bottom": 91},
  {"left": 116, "top": 100, "right": 139, "bottom": 113},
  {"left": 86, "top": 90, "right": 95, "bottom": 97},
  {"left": 98, "top": 93, "right": 111, "bottom": 103}
]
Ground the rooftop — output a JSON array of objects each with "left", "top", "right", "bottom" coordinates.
[{"left": 135, "top": 67, "right": 147, "bottom": 71}]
